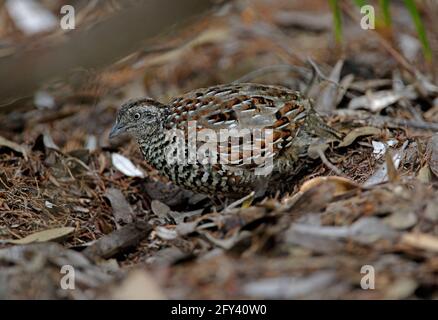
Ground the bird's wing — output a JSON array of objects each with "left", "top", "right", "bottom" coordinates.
[{"left": 166, "top": 83, "right": 312, "bottom": 170}]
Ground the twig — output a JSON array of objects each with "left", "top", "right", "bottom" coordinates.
[{"left": 316, "top": 148, "right": 345, "bottom": 176}]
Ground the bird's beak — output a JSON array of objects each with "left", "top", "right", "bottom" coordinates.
[{"left": 109, "top": 122, "right": 124, "bottom": 139}]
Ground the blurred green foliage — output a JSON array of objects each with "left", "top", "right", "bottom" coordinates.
[{"left": 330, "top": 0, "right": 432, "bottom": 60}]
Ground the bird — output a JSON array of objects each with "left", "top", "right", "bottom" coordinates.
[{"left": 109, "top": 83, "right": 343, "bottom": 197}]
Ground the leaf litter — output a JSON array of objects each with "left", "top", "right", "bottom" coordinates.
[{"left": 0, "top": 0, "right": 437, "bottom": 300}]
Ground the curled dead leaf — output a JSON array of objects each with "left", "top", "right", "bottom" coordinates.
[
  {"left": 300, "top": 176, "right": 360, "bottom": 196},
  {"left": 338, "top": 126, "right": 381, "bottom": 148},
  {"left": 282, "top": 176, "right": 360, "bottom": 215},
  {"left": 0, "top": 135, "right": 28, "bottom": 160},
  {"left": 401, "top": 233, "right": 438, "bottom": 253}
]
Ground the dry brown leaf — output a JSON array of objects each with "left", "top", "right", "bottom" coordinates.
[
  {"left": 105, "top": 188, "right": 135, "bottom": 224},
  {"left": 300, "top": 176, "right": 360, "bottom": 196},
  {"left": 401, "top": 233, "right": 438, "bottom": 252},
  {"left": 338, "top": 127, "right": 381, "bottom": 148},
  {"left": 0, "top": 135, "right": 28, "bottom": 160},
  {"left": 417, "top": 165, "right": 432, "bottom": 183},
  {"left": 385, "top": 150, "right": 399, "bottom": 183},
  {"left": 6, "top": 227, "right": 74, "bottom": 244}
]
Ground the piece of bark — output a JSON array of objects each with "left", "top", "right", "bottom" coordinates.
[
  {"left": 105, "top": 188, "right": 135, "bottom": 225},
  {"left": 83, "top": 221, "right": 151, "bottom": 260}
]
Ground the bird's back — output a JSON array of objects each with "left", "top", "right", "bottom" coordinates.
[{"left": 143, "top": 83, "right": 340, "bottom": 196}]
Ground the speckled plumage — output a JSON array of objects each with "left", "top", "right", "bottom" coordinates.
[{"left": 110, "top": 83, "right": 342, "bottom": 196}]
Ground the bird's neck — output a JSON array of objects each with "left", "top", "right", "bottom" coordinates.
[{"left": 136, "top": 124, "right": 170, "bottom": 167}]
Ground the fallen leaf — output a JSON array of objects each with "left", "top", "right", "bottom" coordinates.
[
  {"left": 0, "top": 135, "right": 28, "bottom": 160},
  {"left": 43, "top": 132, "right": 60, "bottom": 150},
  {"left": 300, "top": 176, "right": 360, "bottom": 196},
  {"left": 385, "top": 150, "right": 399, "bottom": 183},
  {"left": 401, "top": 233, "right": 438, "bottom": 252},
  {"left": 6, "top": 227, "right": 74, "bottom": 244},
  {"left": 155, "top": 226, "right": 178, "bottom": 240},
  {"left": 111, "top": 153, "right": 144, "bottom": 178},
  {"left": 417, "top": 165, "right": 432, "bottom": 183},
  {"left": 105, "top": 188, "right": 135, "bottom": 224},
  {"left": 347, "top": 88, "right": 416, "bottom": 112},
  {"left": 315, "top": 59, "right": 344, "bottom": 113},
  {"left": 372, "top": 141, "right": 386, "bottom": 158},
  {"left": 364, "top": 141, "right": 409, "bottom": 186},
  {"left": 83, "top": 221, "right": 151, "bottom": 260},
  {"left": 338, "top": 127, "right": 381, "bottom": 148}
]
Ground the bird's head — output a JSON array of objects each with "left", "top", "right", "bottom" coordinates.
[{"left": 109, "top": 98, "right": 167, "bottom": 139}]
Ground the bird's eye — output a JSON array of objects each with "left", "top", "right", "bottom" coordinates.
[{"left": 134, "top": 112, "right": 141, "bottom": 120}]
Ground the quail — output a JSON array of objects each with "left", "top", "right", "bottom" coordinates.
[{"left": 109, "top": 83, "right": 342, "bottom": 197}]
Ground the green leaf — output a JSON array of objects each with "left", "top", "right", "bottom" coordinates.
[
  {"left": 379, "top": 0, "right": 391, "bottom": 26},
  {"left": 403, "top": 0, "right": 432, "bottom": 60},
  {"left": 329, "top": 0, "right": 343, "bottom": 43},
  {"left": 352, "top": 0, "right": 367, "bottom": 7}
]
